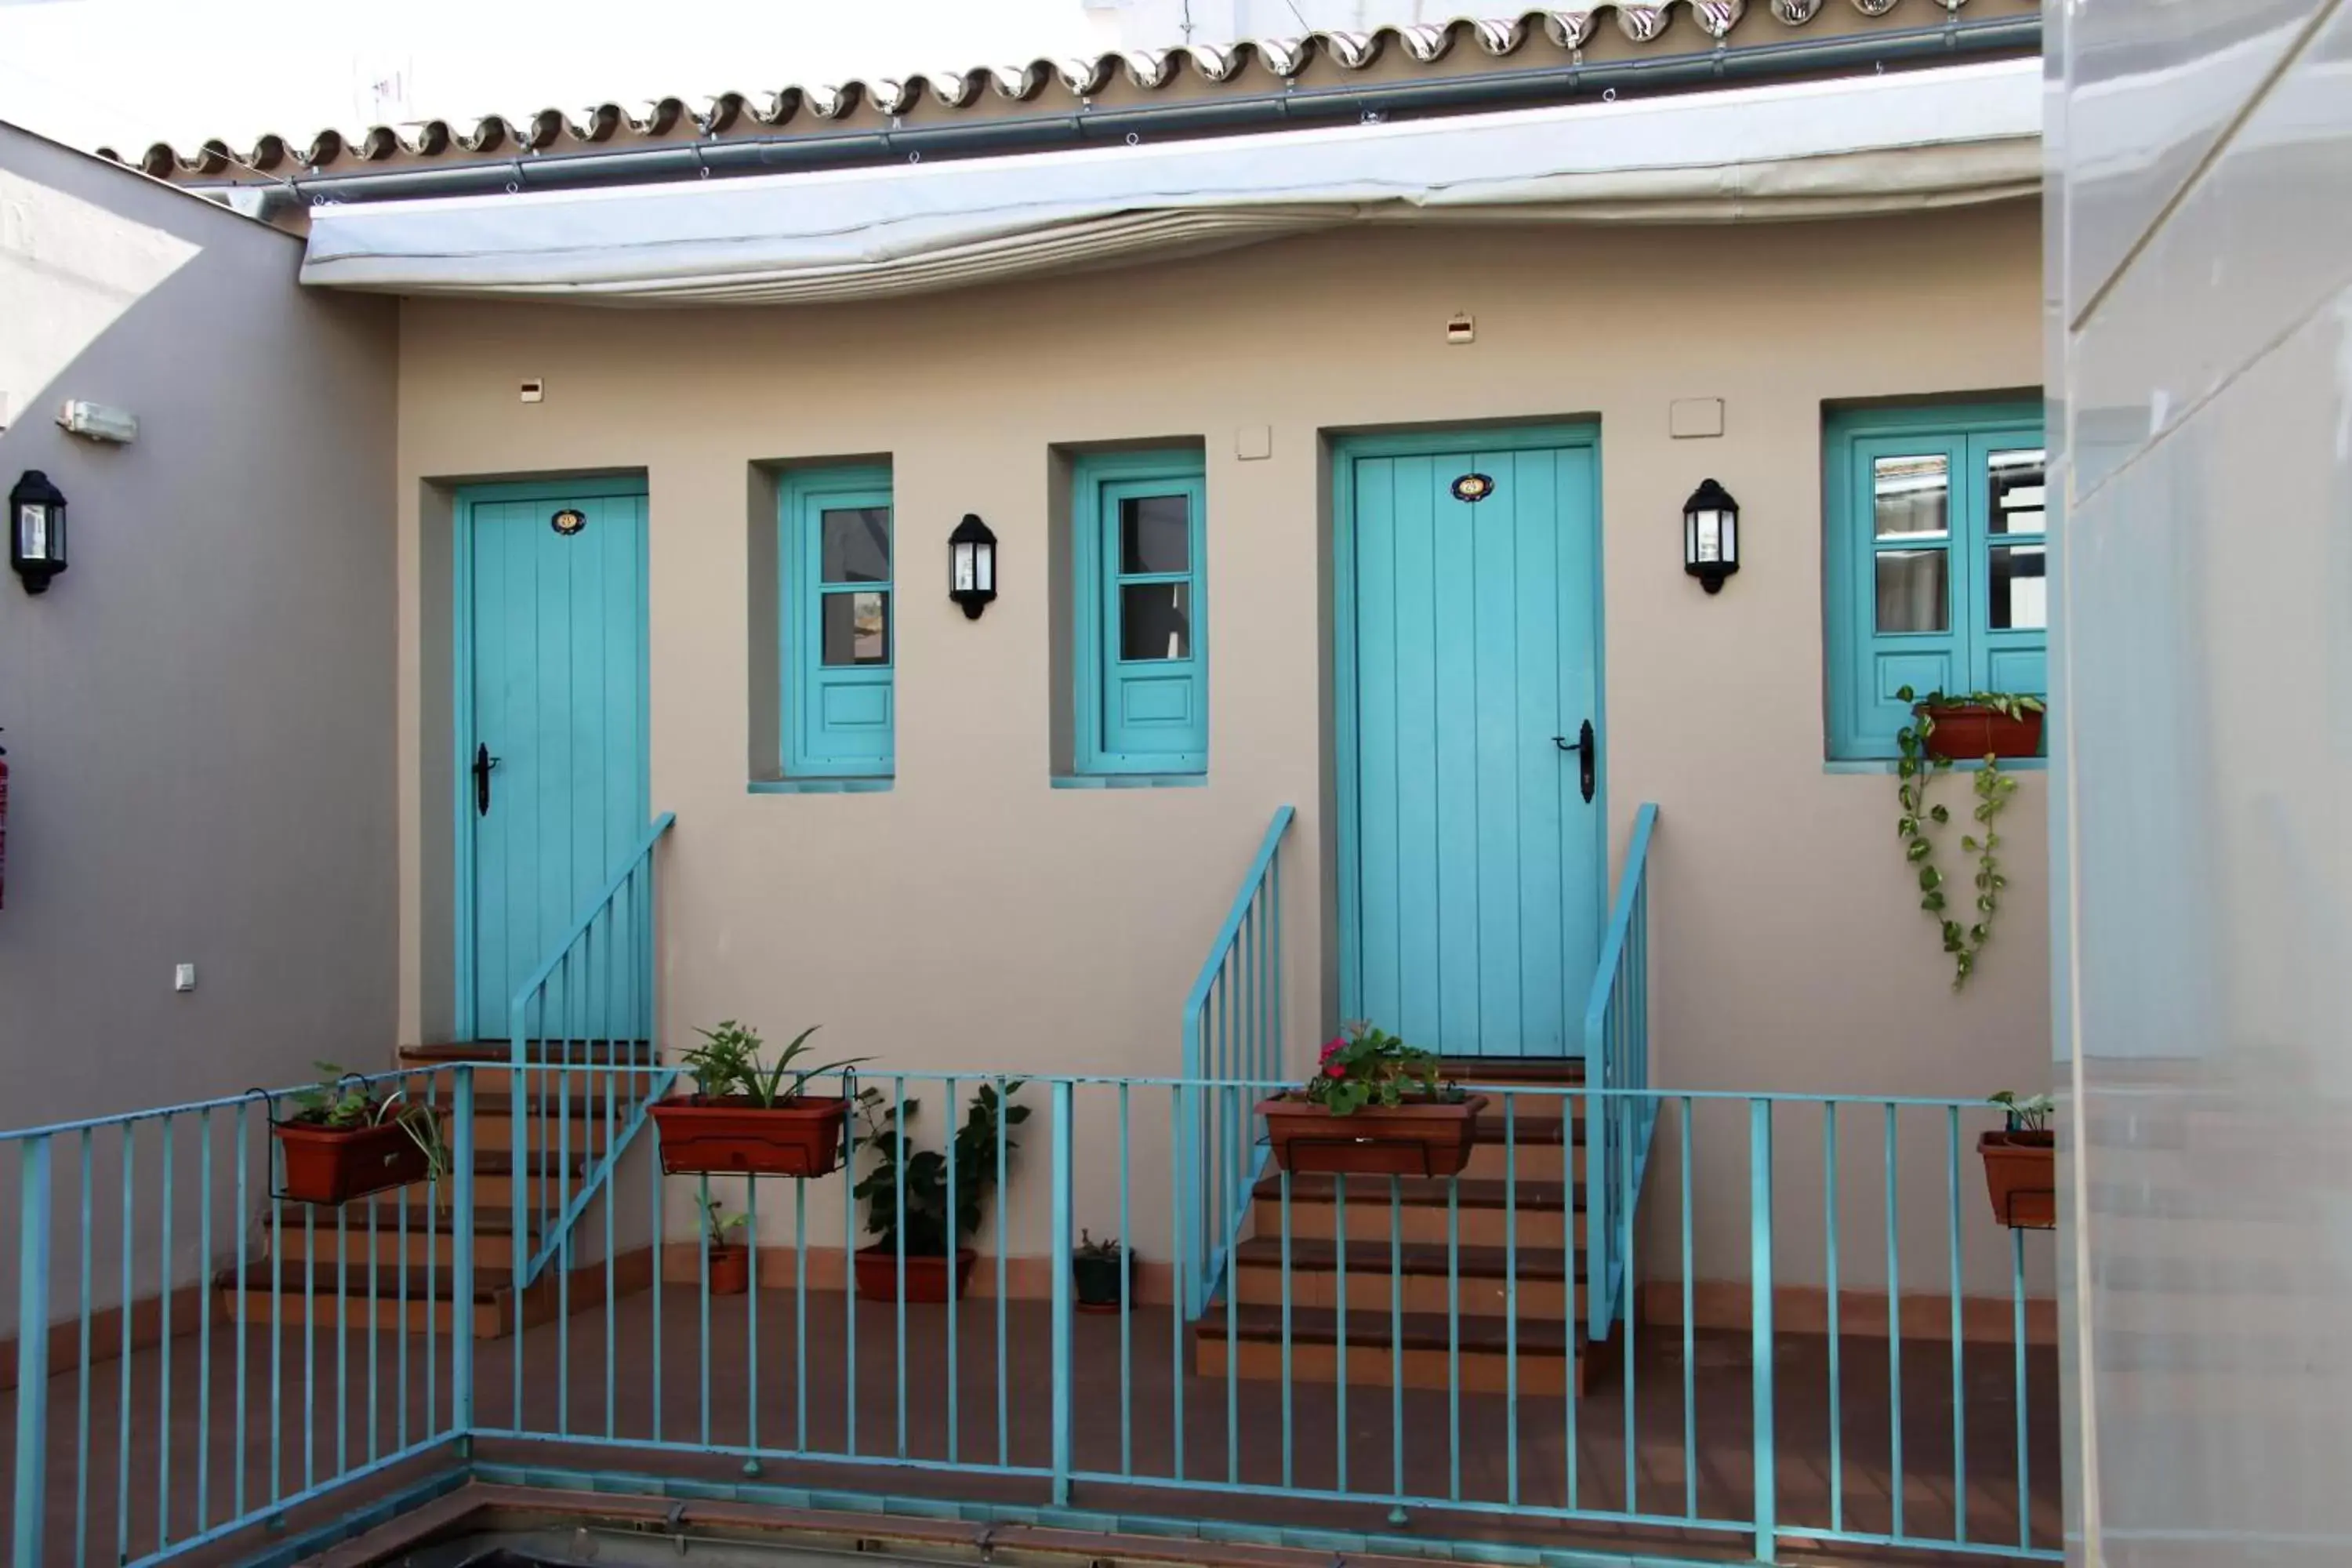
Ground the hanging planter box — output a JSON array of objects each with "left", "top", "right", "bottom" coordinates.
[
  {"left": 855, "top": 1245, "right": 978, "bottom": 1303},
  {"left": 650, "top": 1095, "right": 850, "bottom": 1178},
  {"left": 1257, "top": 1094, "right": 1489, "bottom": 1179},
  {"left": 706, "top": 1247, "right": 751, "bottom": 1296},
  {"left": 1923, "top": 703, "right": 2045, "bottom": 761},
  {"left": 273, "top": 1113, "right": 441, "bottom": 1206},
  {"left": 1978, "top": 1130, "right": 2055, "bottom": 1229}
]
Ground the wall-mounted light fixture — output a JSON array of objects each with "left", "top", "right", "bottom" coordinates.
[
  {"left": 9, "top": 470, "right": 67, "bottom": 594},
  {"left": 949, "top": 514, "right": 997, "bottom": 620},
  {"left": 1682, "top": 477, "right": 1739, "bottom": 594}
]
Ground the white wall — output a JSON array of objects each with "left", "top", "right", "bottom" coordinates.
[{"left": 2051, "top": 1, "right": 2352, "bottom": 1556}]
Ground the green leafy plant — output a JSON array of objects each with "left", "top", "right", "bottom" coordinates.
[
  {"left": 1894, "top": 688, "right": 2045, "bottom": 989},
  {"left": 678, "top": 1021, "right": 867, "bottom": 1108},
  {"left": 852, "top": 1081, "right": 1029, "bottom": 1256},
  {"left": 1300, "top": 1022, "right": 1465, "bottom": 1116},
  {"left": 1076, "top": 1229, "right": 1124, "bottom": 1262},
  {"left": 695, "top": 1192, "right": 751, "bottom": 1251},
  {"left": 1988, "top": 1091, "right": 2054, "bottom": 1136},
  {"left": 288, "top": 1062, "right": 450, "bottom": 1181}
]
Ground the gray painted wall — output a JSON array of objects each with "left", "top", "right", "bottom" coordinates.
[{"left": 0, "top": 124, "right": 397, "bottom": 1323}]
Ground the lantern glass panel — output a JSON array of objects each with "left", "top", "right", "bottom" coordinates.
[{"left": 1690, "top": 508, "right": 1724, "bottom": 564}]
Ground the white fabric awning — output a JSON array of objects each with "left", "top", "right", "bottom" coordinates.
[{"left": 300, "top": 57, "right": 2040, "bottom": 307}]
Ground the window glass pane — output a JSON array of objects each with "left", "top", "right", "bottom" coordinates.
[
  {"left": 1989, "top": 544, "right": 2047, "bottom": 630},
  {"left": 1875, "top": 549, "right": 1949, "bottom": 633},
  {"left": 1872, "top": 454, "right": 1950, "bottom": 538},
  {"left": 822, "top": 590, "right": 890, "bottom": 665},
  {"left": 1120, "top": 495, "right": 1191, "bottom": 575},
  {"left": 1120, "top": 582, "right": 1191, "bottom": 661},
  {"left": 1987, "top": 448, "right": 2048, "bottom": 535},
  {"left": 820, "top": 507, "right": 891, "bottom": 583}
]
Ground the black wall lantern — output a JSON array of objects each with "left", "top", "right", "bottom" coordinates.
[
  {"left": 949, "top": 513, "right": 997, "bottom": 620},
  {"left": 9, "top": 470, "right": 67, "bottom": 595},
  {"left": 1682, "top": 477, "right": 1739, "bottom": 594}
]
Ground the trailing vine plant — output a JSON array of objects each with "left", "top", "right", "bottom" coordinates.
[{"left": 1893, "top": 686, "right": 2045, "bottom": 989}]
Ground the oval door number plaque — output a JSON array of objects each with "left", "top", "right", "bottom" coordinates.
[
  {"left": 1450, "top": 473, "right": 1495, "bottom": 503},
  {"left": 551, "top": 508, "right": 587, "bottom": 536}
]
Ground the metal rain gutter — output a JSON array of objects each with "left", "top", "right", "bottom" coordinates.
[{"left": 225, "top": 16, "right": 2039, "bottom": 214}]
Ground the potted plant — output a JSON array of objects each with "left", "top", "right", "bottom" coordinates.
[
  {"left": 1073, "top": 1231, "right": 1130, "bottom": 1313},
  {"left": 850, "top": 1081, "right": 1028, "bottom": 1302},
  {"left": 1258, "top": 1022, "right": 1487, "bottom": 1178},
  {"left": 696, "top": 1192, "right": 753, "bottom": 1294},
  {"left": 1979, "top": 1091, "right": 2055, "bottom": 1230},
  {"left": 649, "top": 1022, "right": 869, "bottom": 1178},
  {"left": 271, "top": 1062, "right": 449, "bottom": 1206},
  {"left": 1894, "top": 686, "right": 2045, "bottom": 988}
]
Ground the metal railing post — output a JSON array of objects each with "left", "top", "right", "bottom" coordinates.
[
  {"left": 13, "top": 1136, "right": 53, "bottom": 1568},
  {"left": 1751, "top": 1098, "right": 1777, "bottom": 1565},
  {"left": 1050, "top": 1079, "right": 1075, "bottom": 1504},
  {"left": 452, "top": 1065, "right": 477, "bottom": 1449}
]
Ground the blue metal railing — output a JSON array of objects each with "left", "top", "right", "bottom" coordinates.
[
  {"left": 506, "top": 811, "right": 676, "bottom": 1288},
  {"left": 5, "top": 1064, "right": 2057, "bottom": 1567},
  {"left": 5, "top": 1067, "right": 478, "bottom": 1568},
  {"left": 1178, "top": 805, "right": 1295, "bottom": 1320},
  {"left": 1581, "top": 802, "right": 1657, "bottom": 1344}
]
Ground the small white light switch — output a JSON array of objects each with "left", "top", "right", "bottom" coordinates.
[
  {"left": 173, "top": 964, "right": 198, "bottom": 993},
  {"left": 519, "top": 378, "right": 545, "bottom": 404}
]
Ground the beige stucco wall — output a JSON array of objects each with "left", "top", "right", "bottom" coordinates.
[{"left": 393, "top": 203, "right": 2050, "bottom": 1294}]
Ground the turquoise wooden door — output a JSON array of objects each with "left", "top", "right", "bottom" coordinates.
[
  {"left": 1345, "top": 441, "right": 1602, "bottom": 1058},
  {"left": 463, "top": 483, "right": 651, "bottom": 1040}
]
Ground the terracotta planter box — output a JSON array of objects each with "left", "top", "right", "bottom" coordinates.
[
  {"left": 273, "top": 1113, "right": 440, "bottom": 1207},
  {"left": 1978, "top": 1130, "right": 2055, "bottom": 1229},
  {"left": 705, "top": 1246, "right": 751, "bottom": 1296},
  {"left": 650, "top": 1095, "right": 849, "bottom": 1178},
  {"left": 1923, "top": 703, "right": 2045, "bottom": 761},
  {"left": 855, "top": 1245, "right": 978, "bottom": 1303},
  {"left": 1258, "top": 1094, "right": 1490, "bottom": 1179},
  {"left": 1074, "top": 1252, "right": 1130, "bottom": 1313}
]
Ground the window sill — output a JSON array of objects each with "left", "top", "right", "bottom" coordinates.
[
  {"left": 1051, "top": 774, "right": 1208, "bottom": 790},
  {"left": 1824, "top": 757, "right": 2048, "bottom": 775},
  {"left": 748, "top": 777, "right": 895, "bottom": 795}
]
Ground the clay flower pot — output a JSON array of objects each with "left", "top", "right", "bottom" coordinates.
[
  {"left": 854, "top": 1246, "right": 978, "bottom": 1303},
  {"left": 1258, "top": 1094, "right": 1489, "bottom": 1179},
  {"left": 1923, "top": 703, "right": 2045, "bottom": 761},
  {"left": 650, "top": 1094, "right": 850, "bottom": 1178},
  {"left": 1978, "top": 1129, "right": 2055, "bottom": 1229},
  {"left": 705, "top": 1245, "right": 751, "bottom": 1296},
  {"left": 273, "top": 1113, "right": 440, "bottom": 1206}
]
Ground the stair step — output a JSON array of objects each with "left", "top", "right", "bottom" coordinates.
[
  {"left": 1253, "top": 1174, "right": 1581, "bottom": 1210},
  {"left": 1229, "top": 1237, "right": 1584, "bottom": 1316},
  {"left": 1233, "top": 1236, "right": 1581, "bottom": 1280},
  {"left": 401, "top": 1040, "right": 659, "bottom": 1068},
  {"left": 1194, "top": 1304, "right": 1585, "bottom": 1392},
  {"left": 263, "top": 1204, "right": 536, "bottom": 1269},
  {"left": 214, "top": 1262, "right": 513, "bottom": 1338},
  {"left": 224, "top": 1261, "right": 512, "bottom": 1301}
]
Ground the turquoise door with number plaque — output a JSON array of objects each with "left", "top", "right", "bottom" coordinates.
[
  {"left": 1341, "top": 435, "right": 1603, "bottom": 1059},
  {"left": 460, "top": 481, "right": 651, "bottom": 1040}
]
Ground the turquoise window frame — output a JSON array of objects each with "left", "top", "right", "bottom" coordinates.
[
  {"left": 781, "top": 464, "right": 896, "bottom": 779},
  {"left": 1072, "top": 449, "right": 1209, "bottom": 776},
  {"left": 1824, "top": 401, "right": 2047, "bottom": 760}
]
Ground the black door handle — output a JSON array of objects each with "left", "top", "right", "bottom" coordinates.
[
  {"left": 473, "top": 743, "right": 502, "bottom": 817},
  {"left": 1553, "top": 722, "right": 1596, "bottom": 804}
]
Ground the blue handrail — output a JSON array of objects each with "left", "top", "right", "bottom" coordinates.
[
  {"left": 1581, "top": 802, "right": 1659, "bottom": 1343},
  {"left": 1178, "top": 804, "right": 1295, "bottom": 1319},
  {"left": 507, "top": 811, "right": 676, "bottom": 1291}
]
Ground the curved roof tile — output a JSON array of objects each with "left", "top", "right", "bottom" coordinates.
[{"left": 108, "top": 0, "right": 2019, "bottom": 183}]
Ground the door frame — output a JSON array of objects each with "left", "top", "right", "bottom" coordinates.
[
  {"left": 1329, "top": 423, "right": 1608, "bottom": 1050},
  {"left": 450, "top": 473, "right": 653, "bottom": 1043}
]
